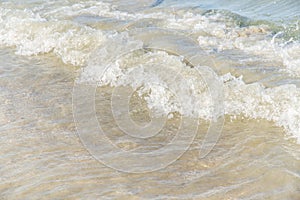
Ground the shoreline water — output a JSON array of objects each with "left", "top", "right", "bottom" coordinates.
[{"left": 0, "top": 0, "right": 299, "bottom": 199}]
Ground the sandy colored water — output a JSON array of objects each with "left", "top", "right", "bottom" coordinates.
[
  {"left": 0, "top": 48, "right": 299, "bottom": 199},
  {"left": 0, "top": 0, "right": 300, "bottom": 199}
]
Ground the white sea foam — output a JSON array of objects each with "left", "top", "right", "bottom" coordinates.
[
  {"left": 1, "top": 1, "right": 299, "bottom": 74},
  {"left": 1, "top": 1, "right": 300, "bottom": 142},
  {"left": 79, "top": 33, "right": 300, "bottom": 143},
  {"left": 0, "top": 7, "right": 106, "bottom": 66},
  {"left": 223, "top": 73, "right": 300, "bottom": 142}
]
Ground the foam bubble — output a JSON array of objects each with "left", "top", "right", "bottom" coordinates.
[
  {"left": 79, "top": 33, "right": 300, "bottom": 143},
  {"left": 223, "top": 73, "right": 300, "bottom": 142},
  {"left": 0, "top": 7, "right": 106, "bottom": 66},
  {"left": 1, "top": 1, "right": 300, "bottom": 142}
]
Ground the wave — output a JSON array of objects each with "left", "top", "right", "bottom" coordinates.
[
  {"left": 79, "top": 32, "right": 300, "bottom": 143},
  {"left": 0, "top": 7, "right": 107, "bottom": 66},
  {"left": 1, "top": 1, "right": 299, "bottom": 67},
  {"left": 1, "top": 0, "right": 300, "bottom": 142}
]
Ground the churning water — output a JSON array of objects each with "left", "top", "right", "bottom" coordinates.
[{"left": 0, "top": 0, "right": 299, "bottom": 199}]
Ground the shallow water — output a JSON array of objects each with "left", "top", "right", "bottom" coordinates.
[{"left": 0, "top": 0, "right": 300, "bottom": 199}]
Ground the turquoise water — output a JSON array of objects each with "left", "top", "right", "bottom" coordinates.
[{"left": 165, "top": 0, "right": 300, "bottom": 21}]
